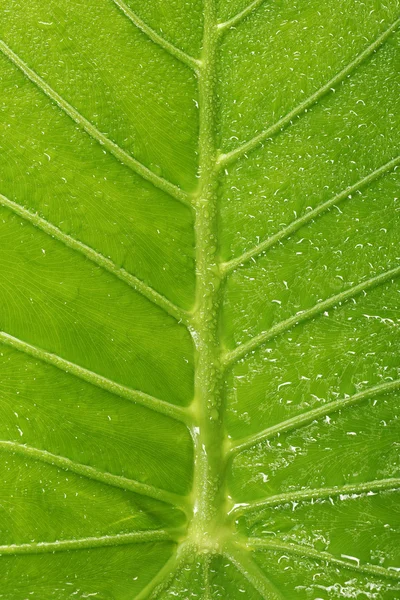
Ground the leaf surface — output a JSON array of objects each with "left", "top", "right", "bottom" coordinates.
[{"left": 0, "top": 0, "right": 399, "bottom": 597}]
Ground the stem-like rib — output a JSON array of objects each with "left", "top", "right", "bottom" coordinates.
[
  {"left": 0, "top": 331, "right": 189, "bottom": 423},
  {"left": 189, "top": 0, "right": 227, "bottom": 541},
  {"left": 222, "top": 155, "right": 400, "bottom": 275},
  {"left": 110, "top": 0, "right": 200, "bottom": 71},
  {"left": 230, "top": 377, "right": 400, "bottom": 455},
  {"left": 217, "top": 0, "right": 267, "bottom": 33},
  {"left": 0, "top": 531, "right": 173, "bottom": 556},
  {"left": 0, "top": 441, "right": 188, "bottom": 509},
  {"left": 230, "top": 477, "right": 400, "bottom": 516},
  {"left": 0, "top": 40, "right": 191, "bottom": 207},
  {"left": 218, "top": 17, "right": 400, "bottom": 167},
  {"left": 223, "top": 265, "right": 400, "bottom": 368},
  {"left": 246, "top": 538, "right": 400, "bottom": 580},
  {"left": 0, "top": 192, "right": 189, "bottom": 325}
]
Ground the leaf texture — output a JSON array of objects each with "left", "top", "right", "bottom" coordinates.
[{"left": 0, "top": 0, "right": 399, "bottom": 598}]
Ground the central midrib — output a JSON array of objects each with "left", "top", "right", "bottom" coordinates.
[{"left": 189, "top": 0, "right": 228, "bottom": 547}]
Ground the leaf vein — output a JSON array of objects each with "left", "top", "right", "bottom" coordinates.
[
  {"left": 230, "top": 477, "right": 400, "bottom": 516},
  {"left": 217, "top": 0, "right": 267, "bottom": 33},
  {"left": 224, "top": 543, "right": 285, "bottom": 600},
  {"left": 246, "top": 538, "right": 400, "bottom": 580},
  {"left": 0, "top": 440, "right": 188, "bottom": 509},
  {"left": 0, "top": 39, "right": 192, "bottom": 207},
  {"left": 0, "top": 531, "right": 173, "bottom": 556},
  {"left": 218, "top": 16, "right": 400, "bottom": 167},
  {"left": 223, "top": 265, "right": 400, "bottom": 368},
  {"left": 0, "top": 331, "right": 190, "bottom": 423},
  {"left": 222, "top": 155, "right": 400, "bottom": 275},
  {"left": 0, "top": 192, "right": 190, "bottom": 325},
  {"left": 202, "top": 553, "right": 213, "bottom": 600},
  {"left": 134, "top": 543, "right": 190, "bottom": 600},
  {"left": 110, "top": 0, "right": 201, "bottom": 71},
  {"left": 229, "top": 377, "right": 400, "bottom": 455}
]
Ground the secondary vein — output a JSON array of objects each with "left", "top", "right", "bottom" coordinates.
[
  {"left": 224, "top": 543, "right": 284, "bottom": 600},
  {"left": 229, "top": 377, "right": 400, "bottom": 455},
  {"left": 223, "top": 264, "right": 400, "bottom": 368},
  {"left": 0, "top": 39, "right": 192, "bottom": 208},
  {"left": 246, "top": 538, "right": 400, "bottom": 580},
  {"left": 0, "top": 192, "right": 189, "bottom": 326},
  {"left": 218, "top": 0, "right": 267, "bottom": 33},
  {"left": 0, "top": 441, "right": 188, "bottom": 509},
  {"left": 110, "top": 0, "right": 201, "bottom": 71},
  {"left": 0, "top": 331, "right": 189, "bottom": 424},
  {"left": 134, "top": 543, "right": 191, "bottom": 600},
  {"left": 221, "top": 155, "right": 400, "bottom": 275},
  {"left": 202, "top": 552, "right": 213, "bottom": 599},
  {"left": 230, "top": 477, "right": 400, "bottom": 516},
  {"left": 0, "top": 530, "right": 173, "bottom": 556},
  {"left": 218, "top": 16, "right": 400, "bottom": 167}
]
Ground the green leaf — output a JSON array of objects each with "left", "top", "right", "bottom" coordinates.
[{"left": 0, "top": 0, "right": 399, "bottom": 597}]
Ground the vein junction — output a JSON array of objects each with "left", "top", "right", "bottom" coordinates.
[
  {"left": 110, "top": 0, "right": 200, "bottom": 71},
  {"left": 158, "top": 5, "right": 400, "bottom": 592}
]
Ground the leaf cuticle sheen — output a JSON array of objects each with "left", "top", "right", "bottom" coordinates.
[{"left": 0, "top": 0, "right": 399, "bottom": 597}]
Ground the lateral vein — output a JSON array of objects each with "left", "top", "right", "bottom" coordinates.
[
  {"left": 202, "top": 552, "right": 213, "bottom": 600},
  {"left": 110, "top": 0, "right": 201, "bottom": 71},
  {"left": 218, "top": 17, "right": 400, "bottom": 167},
  {"left": 223, "top": 265, "right": 400, "bottom": 368},
  {"left": 246, "top": 538, "right": 400, "bottom": 580},
  {"left": 0, "top": 331, "right": 189, "bottom": 423},
  {"left": 230, "top": 477, "right": 400, "bottom": 516},
  {"left": 0, "top": 40, "right": 192, "bottom": 207},
  {"left": 0, "top": 192, "right": 189, "bottom": 326},
  {"left": 222, "top": 155, "right": 400, "bottom": 275},
  {"left": 0, "top": 530, "right": 172, "bottom": 556},
  {"left": 134, "top": 543, "right": 190, "bottom": 600},
  {"left": 229, "top": 377, "right": 400, "bottom": 455},
  {"left": 224, "top": 543, "right": 285, "bottom": 600},
  {"left": 0, "top": 440, "right": 188, "bottom": 509},
  {"left": 218, "top": 0, "right": 267, "bottom": 33}
]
